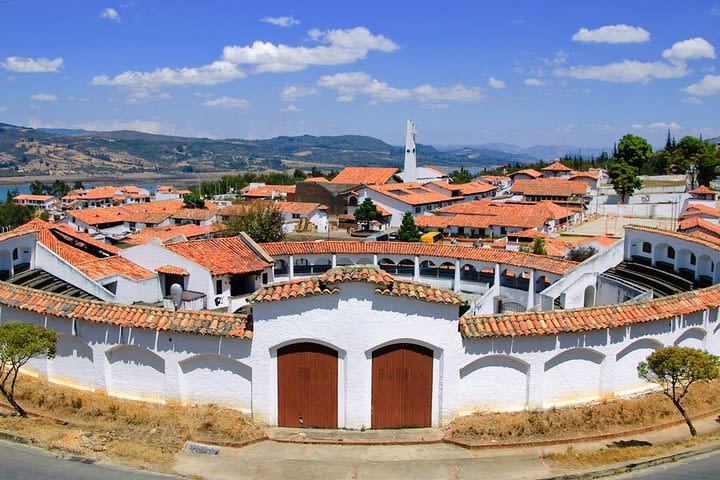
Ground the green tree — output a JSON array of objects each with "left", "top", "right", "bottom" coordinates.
[
  {"left": 293, "top": 168, "right": 307, "bottom": 181},
  {"left": 0, "top": 201, "right": 34, "bottom": 229},
  {"left": 183, "top": 192, "right": 206, "bottom": 209},
  {"left": 224, "top": 202, "right": 285, "bottom": 243},
  {"left": 674, "top": 136, "right": 719, "bottom": 186},
  {"left": 29, "top": 180, "right": 45, "bottom": 195},
  {"left": 616, "top": 134, "right": 653, "bottom": 170},
  {"left": 608, "top": 161, "right": 642, "bottom": 202},
  {"left": 396, "top": 212, "right": 421, "bottom": 242},
  {"left": 449, "top": 166, "right": 474, "bottom": 184},
  {"left": 72, "top": 181, "right": 84, "bottom": 190},
  {"left": 643, "top": 150, "right": 672, "bottom": 176},
  {"left": 638, "top": 347, "right": 720, "bottom": 436},
  {"left": 530, "top": 237, "right": 546, "bottom": 255},
  {"left": 354, "top": 198, "right": 382, "bottom": 232},
  {"left": 0, "top": 323, "right": 58, "bottom": 417}
]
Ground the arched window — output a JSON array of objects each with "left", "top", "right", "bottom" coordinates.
[
  {"left": 642, "top": 242, "right": 652, "bottom": 254},
  {"left": 11, "top": 248, "right": 18, "bottom": 261},
  {"left": 690, "top": 253, "right": 696, "bottom": 266},
  {"left": 667, "top": 247, "right": 675, "bottom": 259},
  {"left": 347, "top": 196, "right": 358, "bottom": 206}
]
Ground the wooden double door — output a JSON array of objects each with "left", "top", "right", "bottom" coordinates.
[
  {"left": 371, "top": 343, "right": 433, "bottom": 429},
  {"left": 277, "top": 343, "right": 338, "bottom": 428}
]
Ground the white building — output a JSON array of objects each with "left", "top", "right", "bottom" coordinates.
[{"left": 12, "top": 194, "right": 55, "bottom": 209}]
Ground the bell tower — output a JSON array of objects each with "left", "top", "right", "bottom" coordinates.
[{"left": 404, "top": 119, "right": 417, "bottom": 182}]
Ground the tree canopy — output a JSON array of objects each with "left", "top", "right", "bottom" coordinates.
[
  {"left": 354, "top": 198, "right": 382, "bottom": 231},
  {"left": 396, "top": 212, "right": 421, "bottom": 242},
  {"left": 0, "top": 323, "right": 58, "bottom": 417},
  {"left": 449, "top": 166, "right": 474, "bottom": 184},
  {"left": 638, "top": 346, "right": 720, "bottom": 436},
  {"left": 608, "top": 160, "right": 642, "bottom": 202},
  {"left": 224, "top": 202, "right": 285, "bottom": 243},
  {"left": 616, "top": 134, "right": 653, "bottom": 171},
  {"left": 182, "top": 192, "right": 206, "bottom": 209}
]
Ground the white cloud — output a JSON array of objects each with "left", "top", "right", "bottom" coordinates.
[
  {"left": 92, "top": 60, "right": 245, "bottom": 88},
  {"left": 524, "top": 78, "right": 546, "bottom": 86},
  {"left": 100, "top": 8, "right": 120, "bottom": 22},
  {"left": 0, "top": 106, "right": 7, "bottom": 112},
  {"left": 31, "top": 93, "right": 57, "bottom": 102},
  {"left": 202, "top": 96, "right": 249, "bottom": 109},
  {"left": 631, "top": 122, "right": 682, "bottom": 130},
  {"left": 222, "top": 27, "right": 398, "bottom": 73},
  {"left": 488, "top": 77, "right": 506, "bottom": 89},
  {"left": 125, "top": 89, "right": 171, "bottom": 104},
  {"left": 282, "top": 104, "right": 301, "bottom": 112},
  {"left": 281, "top": 85, "right": 319, "bottom": 101},
  {"left": 555, "top": 60, "right": 689, "bottom": 83},
  {"left": 260, "top": 16, "right": 300, "bottom": 27},
  {"left": 683, "top": 74, "right": 720, "bottom": 96},
  {"left": 683, "top": 96, "right": 703, "bottom": 104},
  {"left": 572, "top": 24, "right": 650, "bottom": 44},
  {"left": 662, "top": 38, "right": 715, "bottom": 60},
  {"left": 317, "top": 71, "right": 484, "bottom": 104},
  {"left": 1, "top": 56, "right": 63, "bottom": 73}
]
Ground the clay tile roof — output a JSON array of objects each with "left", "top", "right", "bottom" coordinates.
[
  {"left": 248, "top": 265, "right": 464, "bottom": 306},
  {"left": 541, "top": 161, "right": 572, "bottom": 172},
  {"left": 569, "top": 172, "right": 599, "bottom": 181},
  {"left": 69, "top": 200, "right": 184, "bottom": 226},
  {"left": 75, "top": 256, "right": 156, "bottom": 281},
  {"left": 122, "top": 223, "right": 224, "bottom": 246},
  {"left": 81, "top": 186, "right": 121, "bottom": 200},
  {"left": 456, "top": 182, "right": 497, "bottom": 195},
  {"left": 511, "top": 178, "right": 588, "bottom": 197},
  {"left": 331, "top": 167, "right": 399, "bottom": 185},
  {"left": 681, "top": 203, "right": 720, "bottom": 219},
  {"left": 367, "top": 183, "right": 463, "bottom": 206},
  {"left": 677, "top": 217, "right": 720, "bottom": 240},
  {"left": 13, "top": 194, "right": 55, "bottom": 201},
  {"left": 0, "top": 281, "right": 250, "bottom": 338},
  {"left": 305, "top": 176, "right": 329, "bottom": 183},
  {"left": 242, "top": 185, "right": 296, "bottom": 197},
  {"left": 171, "top": 201, "right": 220, "bottom": 221},
  {"left": 260, "top": 241, "right": 576, "bottom": 275},
  {"left": 460, "top": 284, "right": 720, "bottom": 338},
  {"left": 165, "top": 235, "right": 272, "bottom": 275},
  {"left": 155, "top": 265, "right": 189, "bottom": 276},
  {"left": 508, "top": 169, "right": 542, "bottom": 178},
  {"left": 688, "top": 185, "right": 718, "bottom": 195}
]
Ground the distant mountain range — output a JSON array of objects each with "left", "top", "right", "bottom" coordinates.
[{"left": 0, "top": 122, "right": 614, "bottom": 180}]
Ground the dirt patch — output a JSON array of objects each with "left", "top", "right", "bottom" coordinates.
[
  {"left": 448, "top": 381, "right": 720, "bottom": 444},
  {"left": 0, "top": 376, "right": 264, "bottom": 472}
]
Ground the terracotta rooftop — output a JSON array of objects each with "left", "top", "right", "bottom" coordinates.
[
  {"left": 165, "top": 235, "right": 273, "bottom": 275},
  {"left": 243, "top": 185, "right": 296, "bottom": 198},
  {"left": 511, "top": 178, "right": 588, "bottom": 197},
  {"left": 248, "top": 265, "right": 464, "bottom": 306},
  {"left": 171, "top": 201, "right": 220, "bottom": 221},
  {"left": 508, "top": 169, "right": 542, "bottom": 178},
  {"left": 0, "top": 281, "right": 250, "bottom": 338},
  {"left": 75, "top": 256, "right": 156, "bottom": 281},
  {"left": 367, "top": 182, "right": 463, "bottom": 206},
  {"left": 260, "top": 241, "right": 577, "bottom": 275},
  {"left": 220, "top": 201, "right": 324, "bottom": 217},
  {"left": 542, "top": 161, "right": 573, "bottom": 172},
  {"left": 569, "top": 172, "right": 599, "bottom": 181},
  {"left": 80, "top": 186, "right": 121, "bottom": 200},
  {"left": 305, "top": 176, "right": 329, "bottom": 183},
  {"left": 155, "top": 265, "right": 189, "bottom": 276},
  {"left": 69, "top": 200, "right": 184, "bottom": 226},
  {"left": 331, "top": 167, "right": 399, "bottom": 185},
  {"left": 460, "top": 284, "right": 720, "bottom": 338},
  {"left": 430, "top": 200, "right": 576, "bottom": 230},
  {"left": 688, "top": 185, "right": 718, "bottom": 195},
  {"left": 13, "top": 194, "right": 54, "bottom": 202},
  {"left": 626, "top": 225, "right": 720, "bottom": 252},
  {"left": 122, "top": 223, "right": 224, "bottom": 246},
  {"left": 481, "top": 175, "right": 511, "bottom": 183},
  {"left": 678, "top": 217, "right": 720, "bottom": 240},
  {"left": 681, "top": 203, "right": 720, "bottom": 219}
]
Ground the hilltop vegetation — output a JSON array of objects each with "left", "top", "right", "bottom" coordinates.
[{"left": 0, "top": 122, "right": 538, "bottom": 179}]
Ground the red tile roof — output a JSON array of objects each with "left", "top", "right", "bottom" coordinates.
[
  {"left": 155, "top": 265, "right": 189, "bottom": 276},
  {"left": 678, "top": 217, "right": 720, "bottom": 240},
  {"left": 260, "top": 241, "right": 576, "bottom": 275},
  {"left": 511, "top": 178, "right": 588, "bottom": 197},
  {"left": 220, "top": 201, "right": 324, "bottom": 217},
  {"left": 430, "top": 200, "right": 576, "bottom": 230},
  {"left": 508, "top": 169, "right": 542, "bottom": 178},
  {"left": 305, "top": 176, "right": 329, "bottom": 183},
  {"left": 460, "top": 284, "right": 720, "bottom": 338},
  {"left": 248, "top": 265, "right": 464, "bottom": 306},
  {"left": 688, "top": 185, "right": 718, "bottom": 195},
  {"left": 0, "top": 281, "right": 250, "bottom": 338},
  {"left": 13, "top": 194, "right": 54, "bottom": 202},
  {"left": 367, "top": 182, "right": 462, "bottom": 206},
  {"left": 80, "top": 186, "right": 121, "bottom": 200},
  {"left": 69, "top": 200, "right": 184, "bottom": 226},
  {"left": 680, "top": 203, "right": 720, "bottom": 219},
  {"left": 171, "top": 201, "right": 220, "bottom": 221},
  {"left": 569, "top": 172, "right": 599, "bottom": 181},
  {"left": 165, "top": 236, "right": 273, "bottom": 275},
  {"left": 331, "top": 167, "right": 399, "bottom": 185},
  {"left": 122, "top": 223, "right": 224, "bottom": 246},
  {"left": 75, "top": 256, "right": 156, "bottom": 281},
  {"left": 541, "top": 161, "right": 572, "bottom": 172},
  {"left": 243, "top": 184, "right": 296, "bottom": 198},
  {"left": 578, "top": 235, "right": 621, "bottom": 248},
  {"left": 456, "top": 182, "right": 497, "bottom": 195}
]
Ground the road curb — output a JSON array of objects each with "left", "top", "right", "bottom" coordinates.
[{"left": 537, "top": 440, "right": 720, "bottom": 480}]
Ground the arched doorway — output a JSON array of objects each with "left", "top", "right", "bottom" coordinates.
[
  {"left": 277, "top": 343, "right": 338, "bottom": 428},
  {"left": 371, "top": 343, "right": 432, "bottom": 429}
]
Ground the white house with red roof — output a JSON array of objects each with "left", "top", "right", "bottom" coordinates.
[
  {"left": 12, "top": 194, "right": 56, "bottom": 209},
  {"left": 541, "top": 160, "right": 573, "bottom": 178},
  {"left": 358, "top": 182, "right": 464, "bottom": 226},
  {"left": 220, "top": 201, "right": 329, "bottom": 234}
]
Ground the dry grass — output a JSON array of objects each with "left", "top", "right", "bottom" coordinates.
[
  {"left": 0, "top": 376, "right": 264, "bottom": 472},
  {"left": 449, "top": 381, "right": 720, "bottom": 444},
  {"left": 545, "top": 432, "right": 720, "bottom": 470}
]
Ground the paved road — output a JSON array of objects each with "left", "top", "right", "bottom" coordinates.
[
  {"left": 616, "top": 450, "right": 720, "bottom": 480},
  {"left": 0, "top": 439, "right": 180, "bottom": 480}
]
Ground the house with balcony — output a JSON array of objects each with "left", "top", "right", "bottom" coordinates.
[{"left": 12, "top": 194, "right": 56, "bottom": 209}]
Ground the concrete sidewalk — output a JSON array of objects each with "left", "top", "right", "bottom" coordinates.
[{"left": 174, "top": 415, "right": 720, "bottom": 480}]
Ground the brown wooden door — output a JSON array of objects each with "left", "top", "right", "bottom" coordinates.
[
  {"left": 372, "top": 343, "right": 433, "bottom": 429},
  {"left": 277, "top": 343, "right": 338, "bottom": 428}
]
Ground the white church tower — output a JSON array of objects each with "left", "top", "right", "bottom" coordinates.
[{"left": 403, "top": 119, "right": 417, "bottom": 182}]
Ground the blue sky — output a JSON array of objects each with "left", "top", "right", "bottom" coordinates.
[{"left": 1, "top": 0, "right": 719, "bottom": 149}]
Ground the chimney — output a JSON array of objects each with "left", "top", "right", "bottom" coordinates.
[{"left": 404, "top": 119, "right": 417, "bottom": 182}]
